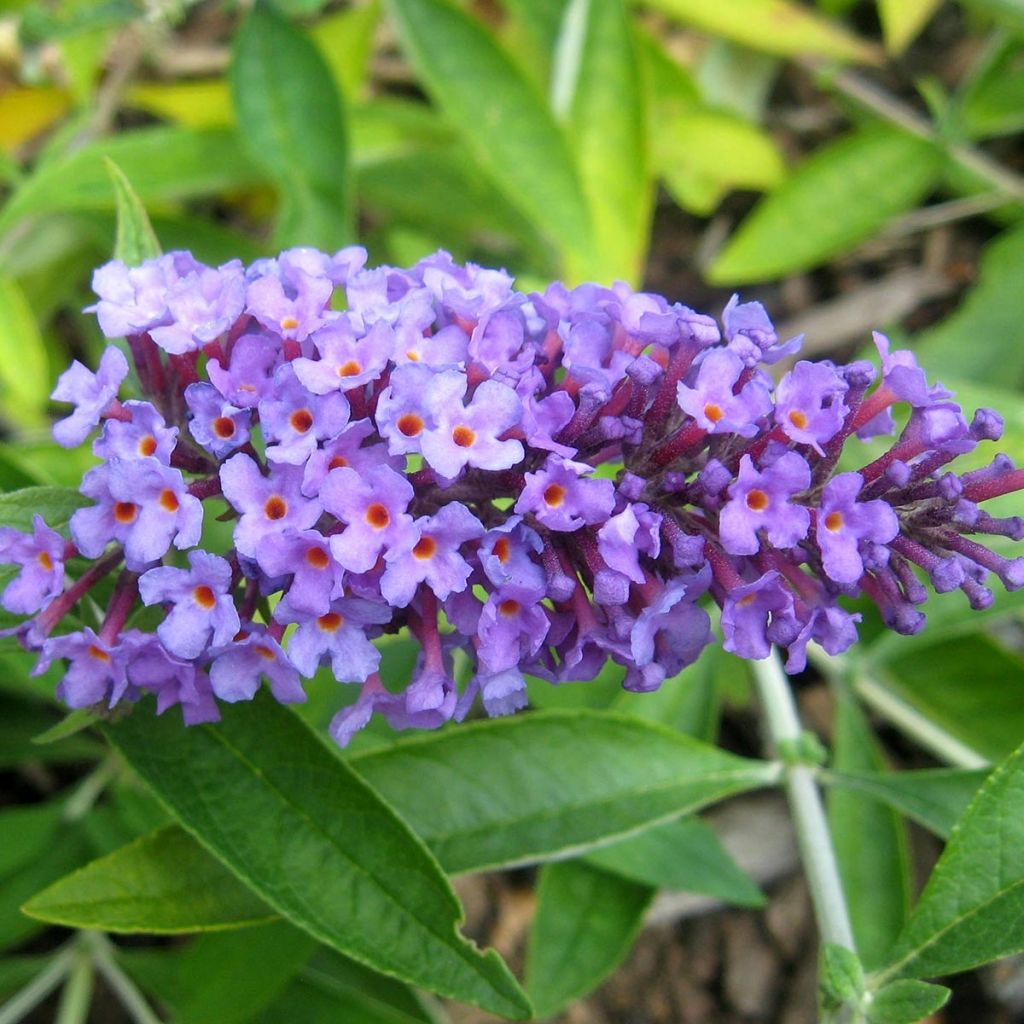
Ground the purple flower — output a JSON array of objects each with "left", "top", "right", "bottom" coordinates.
[
  {"left": 816, "top": 473, "right": 899, "bottom": 584},
  {"left": 138, "top": 550, "right": 240, "bottom": 660},
  {"left": 128, "top": 637, "right": 220, "bottom": 724},
  {"left": 220, "top": 455, "right": 322, "bottom": 558},
  {"left": 34, "top": 629, "right": 138, "bottom": 709},
  {"left": 720, "top": 571, "right": 798, "bottom": 660},
  {"left": 185, "top": 383, "right": 250, "bottom": 458},
  {"left": 676, "top": 349, "right": 771, "bottom": 436},
  {"left": 279, "top": 597, "right": 390, "bottom": 681},
  {"left": 259, "top": 365, "right": 351, "bottom": 466},
  {"left": 71, "top": 459, "right": 203, "bottom": 570},
  {"left": 723, "top": 295, "right": 800, "bottom": 365},
  {"left": 626, "top": 580, "right": 712, "bottom": 691},
  {"left": 149, "top": 260, "right": 246, "bottom": 354},
  {"left": 515, "top": 457, "right": 615, "bottom": 532},
  {"left": 478, "top": 516, "right": 546, "bottom": 593},
  {"left": 93, "top": 401, "right": 178, "bottom": 463},
  {"left": 294, "top": 318, "right": 394, "bottom": 393},
  {"left": 380, "top": 502, "right": 484, "bottom": 607},
  {"left": 720, "top": 453, "right": 811, "bottom": 556},
  {"left": 774, "top": 361, "right": 848, "bottom": 454},
  {"left": 420, "top": 373, "right": 525, "bottom": 479},
  {"left": 255, "top": 528, "right": 342, "bottom": 616},
  {"left": 457, "top": 666, "right": 527, "bottom": 719},
  {"left": 246, "top": 266, "right": 333, "bottom": 342},
  {"left": 598, "top": 503, "right": 662, "bottom": 585},
  {"left": 209, "top": 627, "right": 305, "bottom": 704},
  {"left": 374, "top": 363, "right": 438, "bottom": 456},
  {"left": 476, "top": 586, "right": 550, "bottom": 673},
  {"left": 0, "top": 515, "right": 65, "bottom": 614},
  {"left": 51, "top": 347, "right": 129, "bottom": 448},
  {"left": 207, "top": 333, "right": 280, "bottom": 408},
  {"left": 321, "top": 465, "right": 415, "bottom": 574},
  {"left": 301, "top": 420, "right": 399, "bottom": 497}
]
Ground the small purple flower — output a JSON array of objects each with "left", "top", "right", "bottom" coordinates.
[
  {"left": 457, "top": 666, "right": 527, "bottom": 719},
  {"left": 598, "top": 503, "right": 662, "bottom": 585},
  {"left": 185, "top": 383, "right": 250, "bottom": 458},
  {"left": 816, "top": 473, "right": 899, "bottom": 584},
  {"left": 34, "top": 628, "right": 137, "bottom": 708},
  {"left": 207, "top": 333, "right": 280, "bottom": 408},
  {"left": 626, "top": 580, "right": 712, "bottom": 691},
  {"left": 259, "top": 365, "right": 351, "bottom": 466},
  {"left": 301, "top": 420, "right": 399, "bottom": 497},
  {"left": 0, "top": 515, "right": 65, "bottom": 614},
  {"left": 294, "top": 318, "right": 394, "bottom": 393},
  {"left": 478, "top": 516, "right": 546, "bottom": 592},
  {"left": 138, "top": 550, "right": 240, "bottom": 660},
  {"left": 676, "top": 349, "right": 771, "bottom": 436},
  {"left": 374, "top": 363, "right": 438, "bottom": 456},
  {"left": 476, "top": 586, "right": 550, "bottom": 673},
  {"left": 783, "top": 605, "right": 861, "bottom": 674},
  {"left": 515, "top": 457, "right": 615, "bottom": 532},
  {"left": 723, "top": 295, "right": 801, "bottom": 365},
  {"left": 774, "top": 361, "right": 848, "bottom": 454},
  {"left": 128, "top": 637, "right": 220, "bottom": 724},
  {"left": 149, "top": 261, "right": 246, "bottom": 354},
  {"left": 321, "top": 465, "right": 416, "bottom": 574},
  {"left": 246, "top": 266, "right": 333, "bottom": 342},
  {"left": 279, "top": 597, "right": 390, "bottom": 681},
  {"left": 420, "top": 373, "right": 525, "bottom": 479},
  {"left": 720, "top": 571, "right": 798, "bottom": 660},
  {"left": 93, "top": 401, "right": 178, "bottom": 463},
  {"left": 380, "top": 502, "right": 484, "bottom": 607},
  {"left": 220, "top": 455, "right": 322, "bottom": 558},
  {"left": 720, "top": 453, "right": 811, "bottom": 556},
  {"left": 209, "top": 627, "right": 305, "bottom": 704},
  {"left": 255, "top": 528, "right": 342, "bottom": 616},
  {"left": 71, "top": 459, "right": 203, "bottom": 570},
  {"left": 51, "top": 347, "right": 129, "bottom": 448},
  {"left": 329, "top": 673, "right": 401, "bottom": 747}
]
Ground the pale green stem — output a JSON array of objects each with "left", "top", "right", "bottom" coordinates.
[
  {"left": 55, "top": 949, "right": 94, "bottom": 1024},
  {"left": 63, "top": 756, "right": 119, "bottom": 823},
  {"left": 0, "top": 947, "right": 76, "bottom": 1024},
  {"left": 550, "top": 0, "right": 590, "bottom": 119},
  {"left": 83, "top": 933, "right": 164, "bottom": 1024},
  {"left": 752, "top": 649, "right": 856, "bottom": 952}
]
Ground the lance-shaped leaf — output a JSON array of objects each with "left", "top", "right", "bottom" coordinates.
[
  {"left": 22, "top": 825, "right": 277, "bottom": 933},
  {"left": 526, "top": 859, "right": 653, "bottom": 1018},
  {"left": 387, "top": 0, "right": 591, "bottom": 276},
  {"left": 105, "top": 158, "right": 161, "bottom": 267},
  {"left": 0, "top": 486, "right": 88, "bottom": 532},
  {"left": 878, "top": 740, "right": 1024, "bottom": 983},
  {"left": 102, "top": 697, "right": 532, "bottom": 1020},
  {"left": 708, "top": 127, "right": 940, "bottom": 284},
  {"left": 352, "top": 710, "right": 779, "bottom": 874},
  {"left": 231, "top": 2, "right": 353, "bottom": 249},
  {"left": 0, "top": 277, "right": 49, "bottom": 429},
  {"left": 877, "top": 0, "right": 941, "bottom": 55}
]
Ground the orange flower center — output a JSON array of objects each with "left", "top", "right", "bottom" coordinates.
[
  {"left": 338, "top": 360, "right": 362, "bottom": 377},
  {"left": 290, "top": 409, "right": 313, "bottom": 433},
  {"left": 543, "top": 484, "right": 566, "bottom": 507},
  {"left": 397, "top": 413, "right": 424, "bottom": 438},
  {"left": 88, "top": 644, "right": 110, "bottom": 662},
  {"left": 306, "top": 546, "right": 330, "bottom": 569},
  {"left": 317, "top": 612, "right": 343, "bottom": 632},
  {"left": 365, "top": 503, "right": 390, "bottom": 529},
  {"left": 824, "top": 511, "right": 844, "bottom": 532},
  {"left": 413, "top": 536, "right": 437, "bottom": 560},
  {"left": 746, "top": 489, "right": 769, "bottom": 512},
  {"left": 255, "top": 644, "right": 276, "bottom": 660},
  {"left": 493, "top": 537, "right": 511, "bottom": 564},
  {"left": 788, "top": 409, "right": 809, "bottom": 430},
  {"left": 159, "top": 489, "right": 180, "bottom": 513},
  {"left": 264, "top": 496, "right": 287, "bottom": 520},
  {"left": 703, "top": 402, "right": 724, "bottom": 423},
  {"left": 37, "top": 551, "right": 54, "bottom": 571},
  {"left": 328, "top": 455, "right": 349, "bottom": 471},
  {"left": 498, "top": 599, "right": 520, "bottom": 617},
  {"left": 193, "top": 585, "right": 216, "bottom": 609},
  {"left": 213, "top": 416, "right": 236, "bottom": 439},
  {"left": 280, "top": 316, "right": 299, "bottom": 331},
  {"left": 138, "top": 435, "right": 157, "bottom": 457},
  {"left": 452, "top": 425, "right": 476, "bottom": 448},
  {"left": 114, "top": 501, "right": 138, "bottom": 523}
]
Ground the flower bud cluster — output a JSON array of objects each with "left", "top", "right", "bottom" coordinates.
[{"left": 2, "top": 247, "right": 1021, "bottom": 745}]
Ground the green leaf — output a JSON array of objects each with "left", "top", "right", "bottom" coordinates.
[
  {"left": 917, "top": 222, "right": 1024, "bottom": 388},
  {"left": 877, "top": 0, "right": 941, "bottom": 55},
  {"left": 560, "top": 0, "right": 650, "bottom": 283},
  {"left": 879, "top": 740, "right": 1024, "bottom": 983},
  {"left": 102, "top": 697, "right": 531, "bottom": 1020},
  {"left": 828, "top": 691, "right": 911, "bottom": 970},
  {"left": 0, "top": 276, "right": 50, "bottom": 428},
  {"left": 708, "top": 127, "right": 940, "bottom": 284},
  {"left": 311, "top": 1, "right": 381, "bottom": 103},
  {"left": 0, "top": 696, "right": 103, "bottom": 766},
  {"left": 820, "top": 943, "right": 865, "bottom": 1010},
  {"left": 120, "top": 921, "right": 317, "bottom": 1024},
  {"left": 256, "top": 948, "right": 442, "bottom": 1024},
  {"left": 0, "top": 127, "right": 264, "bottom": 248},
  {"left": 641, "top": 0, "right": 879, "bottom": 63},
  {"left": 387, "top": 0, "right": 591, "bottom": 276},
  {"left": 352, "top": 709, "right": 779, "bottom": 874},
  {"left": 22, "top": 825, "right": 278, "bottom": 933},
  {"left": 32, "top": 709, "right": 101, "bottom": 746},
  {"left": 866, "top": 979, "right": 951, "bottom": 1023},
  {"left": 584, "top": 816, "right": 764, "bottom": 906},
  {"left": 105, "top": 158, "right": 161, "bottom": 267},
  {"left": 0, "top": 803, "right": 62, "bottom": 879},
  {"left": 959, "top": 0, "right": 1024, "bottom": 32},
  {"left": 0, "top": 486, "right": 88, "bottom": 532},
  {"left": 958, "top": 42, "right": 1024, "bottom": 140},
  {"left": 526, "top": 860, "right": 653, "bottom": 1018},
  {"left": 826, "top": 768, "right": 990, "bottom": 839},
  {"left": 230, "top": 2, "right": 353, "bottom": 249}
]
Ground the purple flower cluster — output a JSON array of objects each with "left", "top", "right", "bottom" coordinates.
[{"left": 4, "top": 248, "right": 1022, "bottom": 746}]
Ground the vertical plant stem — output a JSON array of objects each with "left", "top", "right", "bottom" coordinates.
[
  {"left": 752, "top": 649, "right": 856, "bottom": 952},
  {"left": 54, "top": 949, "right": 94, "bottom": 1024},
  {"left": 83, "top": 933, "right": 164, "bottom": 1024},
  {"left": 0, "top": 947, "right": 75, "bottom": 1024},
  {"left": 550, "top": 0, "right": 590, "bottom": 119}
]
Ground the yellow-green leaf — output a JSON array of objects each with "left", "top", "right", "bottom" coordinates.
[
  {"left": 125, "top": 81, "right": 233, "bottom": 129},
  {"left": 311, "top": 0, "right": 381, "bottom": 102},
  {"left": 640, "top": 0, "right": 880, "bottom": 63},
  {"left": 106, "top": 159, "right": 162, "bottom": 267},
  {"left": 877, "top": 0, "right": 942, "bottom": 55},
  {"left": 0, "top": 88, "right": 71, "bottom": 153},
  {"left": 0, "top": 276, "right": 50, "bottom": 429}
]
